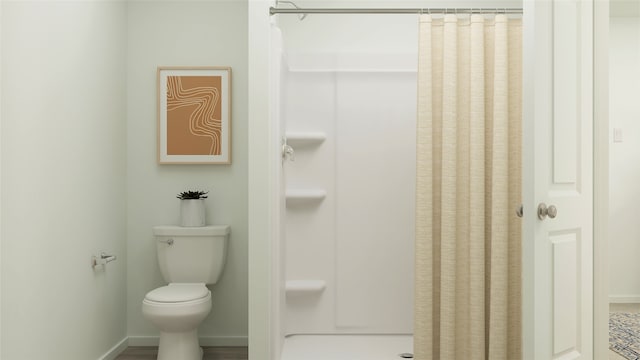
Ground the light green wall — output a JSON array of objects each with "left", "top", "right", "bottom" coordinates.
[
  {"left": 126, "top": 0, "right": 248, "bottom": 344},
  {"left": 1, "top": 2, "right": 128, "bottom": 358}
]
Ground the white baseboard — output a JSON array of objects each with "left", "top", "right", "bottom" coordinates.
[
  {"left": 128, "top": 335, "right": 248, "bottom": 347},
  {"left": 98, "top": 337, "right": 129, "bottom": 360},
  {"left": 609, "top": 295, "right": 640, "bottom": 303}
]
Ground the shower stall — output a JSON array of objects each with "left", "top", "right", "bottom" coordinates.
[
  {"left": 258, "top": 1, "right": 535, "bottom": 359},
  {"left": 272, "top": 9, "right": 418, "bottom": 359}
]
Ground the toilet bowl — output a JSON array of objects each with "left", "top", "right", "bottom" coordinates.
[
  {"left": 143, "top": 283, "right": 212, "bottom": 360},
  {"left": 143, "top": 225, "right": 230, "bottom": 360}
]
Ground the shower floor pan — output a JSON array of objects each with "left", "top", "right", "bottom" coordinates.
[{"left": 281, "top": 334, "right": 413, "bottom": 360}]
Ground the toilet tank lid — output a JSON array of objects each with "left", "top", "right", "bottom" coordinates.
[{"left": 152, "top": 225, "right": 230, "bottom": 236}]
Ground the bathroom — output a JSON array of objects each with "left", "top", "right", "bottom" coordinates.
[{"left": 0, "top": 0, "right": 611, "bottom": 360}]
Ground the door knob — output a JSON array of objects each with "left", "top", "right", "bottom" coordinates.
[{"left": 537, "top": 203, "right": 558, "bottom": 220}]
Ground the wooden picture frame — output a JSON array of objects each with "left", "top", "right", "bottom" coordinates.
[{"left": 157, "top": 66, "right": 231, "bottom": 164}]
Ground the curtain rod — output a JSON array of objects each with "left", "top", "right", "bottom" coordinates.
[{"left": 269, "top": 7, "right": 523, "bottom": 15}]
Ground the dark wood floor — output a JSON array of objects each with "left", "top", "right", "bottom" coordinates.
[{"left": 115, "top": 346, "right": 248, "bottom": 360}]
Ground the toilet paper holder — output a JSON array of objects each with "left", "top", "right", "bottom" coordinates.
[{"left": 91, "top": 252, "right": 117, "bottom": 269}]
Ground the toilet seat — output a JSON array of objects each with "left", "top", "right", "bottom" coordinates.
[{"left": 145, "top": 283, "right": 209, "bottom": 303}]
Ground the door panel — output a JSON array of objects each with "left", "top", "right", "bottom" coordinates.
[
  {"left": 551, "top": 231, "right": 580, "bottom": 358},
  {"left": 552, "top": 1, "right": 579, "bottom": 185},
  {"left": 525, "top": 0, "right": 593, "bottom": 359}
]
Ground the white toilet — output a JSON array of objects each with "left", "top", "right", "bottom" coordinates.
[{"left": 143, "top": 225, "right": 230, "bottom": 360}]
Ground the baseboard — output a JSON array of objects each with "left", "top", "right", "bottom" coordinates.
[
  {"left": 128, "top": 335, "right": 248, "bottom": 347},
  {"left": 609, "top": 295, "right": 640, "bottom": 303},
  {"left": 97, "top": 337, "right": 129, "bottom": 360}
]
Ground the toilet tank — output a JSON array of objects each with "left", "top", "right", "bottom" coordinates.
[{"left": 152, "top": 225, "right": 230, "bottom": 284}]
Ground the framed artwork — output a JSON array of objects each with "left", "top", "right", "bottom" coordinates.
[{"left": 157, "top": 66, "right": 231, "bottom": 164}]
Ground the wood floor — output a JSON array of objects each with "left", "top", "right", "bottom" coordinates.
[{"left": 114, "top": 346, "right": 248, "bottom": 360}]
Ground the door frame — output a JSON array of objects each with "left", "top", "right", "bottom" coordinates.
[
  {"left": 248, "top": 1, "right": 278, "bottom": 360},
  {"left": 593, "top": 1, "right": 609, "bottom": 359}
]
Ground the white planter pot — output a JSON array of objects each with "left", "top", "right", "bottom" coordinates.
[{"left": 180, "top": 199, "right": 206, "bottom": 227}]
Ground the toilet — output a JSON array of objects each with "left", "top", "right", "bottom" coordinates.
[{"left": 143, "top": 225, "right": 230, "bottom": 360}]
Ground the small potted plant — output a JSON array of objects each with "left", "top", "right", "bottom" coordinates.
[{"left": 177, "top": 190, "right": 208, "bottom": 227}]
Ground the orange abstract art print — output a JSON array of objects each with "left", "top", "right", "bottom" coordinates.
[{"left": 158, "top": 67, "right": 231, "bottom": 164}]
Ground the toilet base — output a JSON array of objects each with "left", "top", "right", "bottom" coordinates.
[{"left": 157, "top": 330, "right": 203, "bottom": 360}]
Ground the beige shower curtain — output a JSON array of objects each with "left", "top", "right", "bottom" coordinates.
[{"left": 414, "top": 14, "right": 522, "bottom": 360}]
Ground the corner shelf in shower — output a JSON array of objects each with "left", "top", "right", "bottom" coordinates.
[
  {"left": 285, "top": 280, "right": 327, "bottom": 296},
  {"left": 285, "top": 189, "right": 327, "bottom": 205},
  {"left": 285, "top": 132, "right": 326, "bottom": 147}
]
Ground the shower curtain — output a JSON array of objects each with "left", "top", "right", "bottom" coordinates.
[{"left": 414, "top": 14, "right": 522, "bottom": 360}]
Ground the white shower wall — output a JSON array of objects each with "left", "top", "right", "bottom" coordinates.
[
  {"left": 277, "top": 4, "right": 422, "bottom": 336},
  {"left": 282, "top": 52, "right": 416, "bottom": 334}
]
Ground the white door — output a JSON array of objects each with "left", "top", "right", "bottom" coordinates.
[{"left": 523, "top": 1, "right": 593, "bottom": 359}]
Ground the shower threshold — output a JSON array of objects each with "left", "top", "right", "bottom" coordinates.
[{"left": 280, "top": 334, "right": 413, "bottom": 360}]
